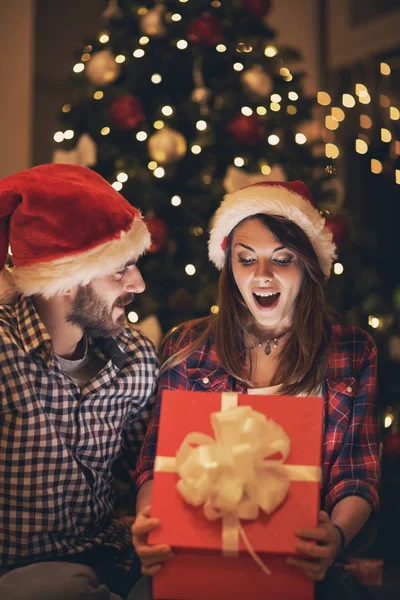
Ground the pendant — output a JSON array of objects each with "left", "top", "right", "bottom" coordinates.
[{"left": 264, "top": 341, "right": 271, "bottom": 355}]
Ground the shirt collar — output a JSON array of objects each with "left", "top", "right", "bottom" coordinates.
[{"left": 15, "top": 295, "right": 53, "bottom": 359}]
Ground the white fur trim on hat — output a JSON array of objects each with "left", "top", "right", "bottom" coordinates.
[
  {"left": 208, "top": 184, "right": 336, "bottom": 277},
  {"left": 4, "top": 217, "right": 150, "bottom": 300}
]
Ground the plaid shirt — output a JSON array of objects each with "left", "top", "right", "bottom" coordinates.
[
  {"left": 136, "top": 322, "right": 380, "bottom": 515},
  {"left": 0, "top": 296, "right": 158, "bottom": 572}
]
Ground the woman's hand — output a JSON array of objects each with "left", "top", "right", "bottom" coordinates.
[
  {"left": 286, "top": 511, "right": 342, "bottom": 581},
  {"left": 131, "top": 505, "right": 175, "bottom": 576}
]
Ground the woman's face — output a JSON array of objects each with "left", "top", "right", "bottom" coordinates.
[{"left": 231, "top": 218, "right": 303, "bottom": 335}]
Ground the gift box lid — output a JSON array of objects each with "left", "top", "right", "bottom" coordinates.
[{"left": 150, "top": 391, "right": 323, "bottom": 556}]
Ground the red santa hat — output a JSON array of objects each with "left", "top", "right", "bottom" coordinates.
[
  {"left": 0, "top": 164, "right": 151, "bottom": 302},
  {"left": 208, "top": 180, "right": 336, "bottom": 278}
]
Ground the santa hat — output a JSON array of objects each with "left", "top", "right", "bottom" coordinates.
[
  {"left": 0, "top": 164, "right": 151, "bottom": 302},
  {"left": 208, "top": 180, "right": 336, "bottom": 277}
]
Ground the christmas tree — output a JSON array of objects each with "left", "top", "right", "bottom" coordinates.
[{"left": 53, "top": 0, "right": 338, "bottom": 333}]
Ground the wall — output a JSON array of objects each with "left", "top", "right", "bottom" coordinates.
[{"left": 0, "top": 1, "right": 34, "bottom": 178}]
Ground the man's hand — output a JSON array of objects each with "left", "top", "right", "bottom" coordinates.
[
  {"left": 131, "top": 505, "right": 175, "bottom": 576},
  {"left": 286, "top": 511, "right": 342, "bottom": 581}
]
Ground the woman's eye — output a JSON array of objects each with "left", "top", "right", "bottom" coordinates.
[
  {"left": 238, "top": 257, "right": 255, "bottom": 265},
  {"left": 274, "top": 256, "right": 293, "bottom": 265}
]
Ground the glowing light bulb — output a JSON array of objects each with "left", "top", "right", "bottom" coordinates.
[
  {"left": 73, "top": 63, "right": 85, "bottom": 73},
  {"left": 271, "top": 94, "right": 282, "bottom": 103},
  {"left": 99, "top": 33, "right": 109, "bottom": 44},
  {"left": 268, "top": 134, "right": 280, "bottom": 145},
  {"left": 171, "top": 195, "right": 182, "bottom": 206},
  {"left": 288, "top": 91, "right": 298, "bottom": 101},
  {"left": 177, "top": 39, "right": 188, "bottom": 50},
  {"left": 317, "top": 91, "right": 331, "bottom": 106},
  {"left": 196, "top": 120, "right": 207, "bottom": 131},
  {"left": 333, "top": 262, "right": 344, "bottom": 275},
  {"left": 371, "top": 159, "right": 382, "bottom": 174},
  {"left": 256, "top": 106, "right": 267, "bottom": 115},
  {"left": 342, "top": 94, "right": 355, "bottom": 108},
  {"left": 115, "top": 54, "right": 126, "bottom": 63},
  {"left": 128, "top": 311, "right": 139, "bottom": 323},
  {"left": 53, "top": 131, "right": 64, "bottom": 143},
  {"left": 171, "top": 13, "right": 182, "bottom": 22},
  {"left": 264, "top": 45, "right": 277, "bottom": 57},
  {"left": 325, "top": 143, "right": 339, "bottom": 159},
  {"left": 161, "top": 105, "right": 173, "bottom": 116},
  {"left": 93, "top": 91, "right": 103, "bottom": 100},
  {"left": 133, "top": 49, "right": 145, "bottom": 58},
  {"left": 101, "top": 127, "right": 110, "bottom": 136},
  {"left": 151, "top": 73, "right": 162, "bottom": 84},
  {"left": 380, "top": 62, "right": 391, "bottom": 75},
  {"left": 368, "top": 315, "right": 380, "bottom": 328},
  {"left": 112, "top": 181, "right": 123, "bottom": 191},
  {"left": 154, "top": 167, "right": 165, "bottom": 178},
  {"left": 216, "top": 44, "right": 227, "bottom": 53},
  {"left": 241, "top": 106, "right": 253, "bottom": 116},
  {"left": 139, "top": 36, "right": 149, "bottom": 45},
  {"left": 136, "top": 131, "right": 147, "bottom": 141},
  {"left": 185, "top": 264, "right": 196, "bottom": 276},
  {"left": 210, "top": 305, "right": 219, "bottom": 314},
  {"left": 234, "top": 157, "right": 245, "bottom": 167},
  {"left": 191, "top": 145, "right": 202, "bottom": 155},
  {"left": 64, "top": 130, "right": 74, "bottom": 140},
  {"left": 355, "top": 139, "right": 368, "bottom": 154},
  {"left": 233, "top": 62, "right": 244, "bottom": 72},
  {"left": 117, "top": 172, "right": 128, "bottom": 183},
  {"left": 295, "top": 133, "right": 307, "bottom": 145}
]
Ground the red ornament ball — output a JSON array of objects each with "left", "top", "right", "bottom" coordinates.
[
  {"left": 383, "top": 431, "right": 400, "bottom": 459},
  {"left": 108, "top": 94, "right": 145, "bottom": 130},
  {"left": 144, "top": 215, "right": 168, "bottom": 253},
  {"left": 325, "top": 214, "right": 350, "bottom": 249},
  {"left": 241, "top": 0, "right": 273, "bottom": 18},
  {"left": 188, "top": 14, "right": 222, "bottom": 45},
  {"left": 227, "top": 113, "right": 264, "bottom": 145}
]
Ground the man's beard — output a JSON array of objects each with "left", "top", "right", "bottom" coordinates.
[{"left": 66, "top": 284, "right": 133, "bottom": 338}]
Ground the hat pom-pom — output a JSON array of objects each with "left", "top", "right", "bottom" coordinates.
[{"left": 0, "top": 268, "right": 18, "bottom": 304}]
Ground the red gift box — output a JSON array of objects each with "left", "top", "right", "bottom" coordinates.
[{"left": 149, "top": 391, "right": 323, "bottom": 600}]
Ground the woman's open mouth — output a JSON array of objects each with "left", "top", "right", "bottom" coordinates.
[{"left": 252, "top": 291, "right": 280, "bottom": 310}]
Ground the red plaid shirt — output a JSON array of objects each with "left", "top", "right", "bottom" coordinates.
[{"left": 136, "top": 322, "right": 380, "bottom": 514}]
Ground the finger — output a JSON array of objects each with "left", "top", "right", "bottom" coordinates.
[
  {"left": 142, "top": 563, "right": 163, "bottom": 577},
  {"left": 136, "top": 544, "right": 173, "bottom": 560},
  {"left": 132, "top": 517, "right": 161, "bottom": 537},
  {"left": 318, "top": 511, "right": 330, "bottom": 523},
  {"left": 141, "top": 553, "right": 175, "bottom": 568},
  {"left": 295, "top": 541, "right": 331, "bottom": 559},
  {"left": 295, "top": 527, "right": 328, "bottom": 542}
]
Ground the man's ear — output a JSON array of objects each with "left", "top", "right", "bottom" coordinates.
[{"left": 61, "top": 284, "right": 78, "bottom": 297}]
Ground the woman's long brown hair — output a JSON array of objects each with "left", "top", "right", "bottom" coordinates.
[{"left": 161, "top": 214, "right": 333, "bottom": 395}]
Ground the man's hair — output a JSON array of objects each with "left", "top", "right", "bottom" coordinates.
[{"left": 161, "top": 214, "right": 333, "bottom": 395}]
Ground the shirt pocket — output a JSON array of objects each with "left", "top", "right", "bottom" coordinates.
[
  {"left": 186, "top": 368, "right": 230, "bottom": 392},
  {"left": 325, "top": 376, "right": 356, "bottom": 435}
]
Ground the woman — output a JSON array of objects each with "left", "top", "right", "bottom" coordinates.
[{"left": 132, "top": 180, "right": 380, "bottom": 599}]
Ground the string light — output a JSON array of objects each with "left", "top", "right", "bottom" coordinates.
[
  {"left": 117, "top": 172, "right": 128, "bottom": 182},
  {"left": 359, "top": 93, "right": 371, "bottom": 105},
  {"left": 380, "top": 62, "right": 391, "bottom": 75},
  {"left": 234, "top": 157, "right": 245, "bottom": 167},
  {"left": 333, "top": 262, "right": 344, "bottom": 275},
  {"left": 371, "top": 159, "right": 382, "bottom": 174},
  {"left": 256, "top": 106, "right": 267, "bottom": 115},
  {"left": 210, "top": 305, "right": 219, "bottom": 314},
  {"left": 148, "top": 161, "right": 157, "bottom": 170},
  {"left": 139, "top": 36, "right": 149, "bottom": 45},
  {"left": 115, "top": 54, "right": 126, "bottom": 63},
  {"left": 390, "top": 107, "right": 400, "bottom": 120},
  {"left": 280, "top": 67, "right": 290, "bottom": 77},
  {"left": 171, "top": 13, "right": 182, "bottom": 21},
  {"left": 317, "top": 91, "right": 331, "bottom": 106},
  {"left": 153, "top": 120, "right": 164, "bottom": 129},
  {"left": 93, "top": 91, "right": 103, "bottom": 100},
  {"left": 241, "top": 106, "right": 253, "bottom": 116},
  {"left": 53, "top": 131, "right": 64, "bottom": 143},
  {"left": 133, "top": 49, "right": 145, "bottom": 58},
  {"left": 185, "top": 264, "right": 196, "bottom": 275},
  {"left": 380, "top": 95, "right": 390, "bottom": 108},
  {"left": 233, "top": 62, "right": 244, "bottom": 71},
  {"left": 295, "top": 133, "right": 307, "bottom": 145},
  {"left": 325, "top": 143, "right": 340, "bottom": 159},
  {"left": 64, "top": 130, "right": 74, "bottom": 140},
  {"left": 287, "top": 105, "right": 297, "bottom": 114},
  {"left": 355, "top": 83, "right": 368, "bottom": 96},
  {"left": 288, "top": 91, "right": 298, "bottom": 101},
  {"left": 355, "top": 139, "right": 368, "bottom": 154},
  {"left": 264, "top": 45, "right": 277, "bottom": 57},
  {"left": 81, "top": 53, "right": 91, "bottom": 62},
  {"left": 270, "top": 102, "right": 280, "bottom": 112},
  {"left": 381, "top": 128, "right": 392, "bottom": 143},
  {"left": 176, "top": 40, "right": 188, "bottom": 50},
  {"left": 99, "top": 33, "right": 109, "bottom": 43},
  {"left": 342, "top": 94, "right": 355, "bottom": 108},
  {"left": 331, "top": 107, "right": 345, "bottom": 121},
  {"left": 325, "top": 116, "right": 339, "bottom": 130},
  {"left": 128, "top": 311, "right": 139, "bottom": 324},
  {"left": 268, "top": 134, "right": 280, "bottom": 145},
  {"left": 101, "top": 127, "right": 110, "bottom": 135},
  {"left": 368, "top": 315, "right": 380, "bottom": 328},
  {"left": 261, "top": 164, "right": 271, "bottom": 175},
  {"left": 151, "top": 73, "right": 162, "bottom": 84},
  {"left": 384, "top": 411, "right": 394, "bottom": 428},
  {"left": 216, "top": 44, "right": 227, "bottom": 53},
  {"left": 360, "top": 114, "right": 372, "bottom": 129},
  {"left": 73, "top": 63, "right": 85, "bottom": 73},
  {"left": 62, "top": 104, "right": 71, "bottom": 113},
  {"left": 112, "top": 181, "right": 123, "bottom": 191},
  {"left": 191, "top": 145, "right": 202, "bottom": 154},
  {"left": 196, "top": 120, "right": 207, "bottom": 131},
  {"left": 271, "top": 94, "right": 282, "bottom": 103},
  {"left": 138, "top": 7, "right": 148, "bottom": 14},
  {"left": 154, "top": 167, "right": 165, "bottom": 178},
  {"left": 161, "top": 105, "right": 173, "bottom": 116},
  {"left": 171, "top": 195, "right": 182, "bottom": 206},
  {"left": 396, "top": 170, "right": 400, "bottom": 185}
]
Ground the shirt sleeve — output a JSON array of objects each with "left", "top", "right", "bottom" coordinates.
[
  {"left": 134, "top": 333, "right": 189, "bottom": 489},
  {"left": 324, "top": 335, "right": 381, "bottom": 514}
]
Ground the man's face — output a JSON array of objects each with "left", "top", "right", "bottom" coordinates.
[{"left": 66, "top": 261, "right": 145, "bottom": 338}]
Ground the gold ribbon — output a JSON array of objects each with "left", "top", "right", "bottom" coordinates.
[{"left": 155, "top": 392, "right": 321, "bottom": 575}]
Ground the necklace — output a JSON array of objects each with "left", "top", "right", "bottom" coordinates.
[{"left": 257, "top": 330, "right": 289, "bottom": 355}]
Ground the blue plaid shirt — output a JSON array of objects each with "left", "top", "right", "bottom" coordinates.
[{"left": 0, "top": 296, "right": 158, "bottom": 572}]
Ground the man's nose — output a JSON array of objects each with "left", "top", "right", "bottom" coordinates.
[{"left": 124, "top": 265, "right": 145, "bottom": 293}]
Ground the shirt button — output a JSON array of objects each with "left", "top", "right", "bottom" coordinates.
[
  {"left": 202, "top": 377, "right": 210, "bottom": 384},
  {"left": 346, "top": 386, "right": 352, "bottom": 393}
]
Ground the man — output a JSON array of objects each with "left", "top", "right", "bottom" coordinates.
[{"left": 0, "top": 164, "right": 158, "bottom": 600}]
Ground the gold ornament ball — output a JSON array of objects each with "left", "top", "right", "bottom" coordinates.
[
  {"left": 148, "top": 127, "right": 187, "bottom": 164},
  {"left": 85, "top": 50, "right": 121, "bottom": 86},
  {"left": 240, "top": 65, "right": 272, "bottom": 97}
]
